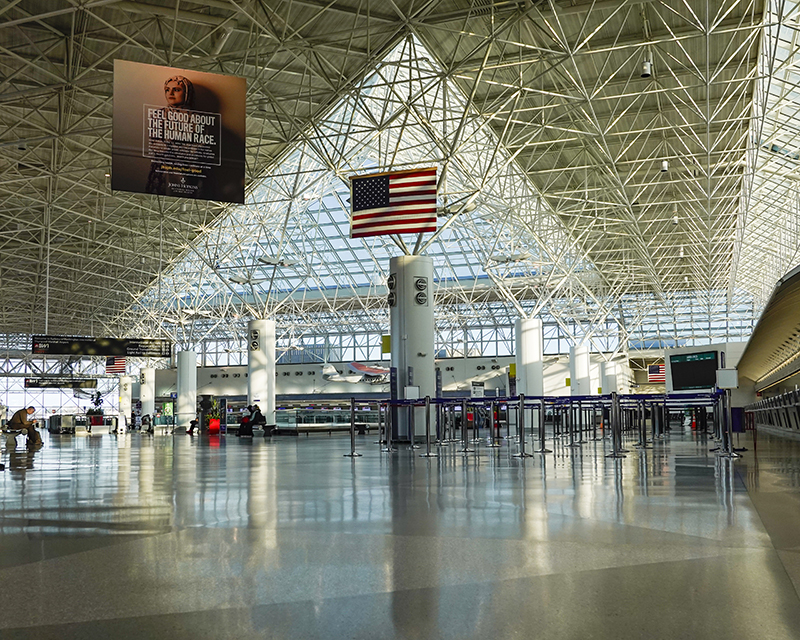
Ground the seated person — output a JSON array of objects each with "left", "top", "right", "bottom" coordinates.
[
  {"left": 186, "top": 418, "right": 199, "bottom": 436},
  {"left": 249, "top": 405, "right": 266, "bottom": 429},
  {"left": 7, "top": 406, "right": 42, "bottom": 447}
]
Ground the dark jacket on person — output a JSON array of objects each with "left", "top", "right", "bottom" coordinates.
[
  {"left": 249, "top": 408, "right": 266, "bottom": 426},
  {"left": 8, "top": 409, "right": 35, "bottom": 430}
]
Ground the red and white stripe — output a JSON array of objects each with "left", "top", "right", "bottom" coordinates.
[
  {"left": 350, "top": 168, "right": 437, "bottom": 238},
  {"left": 648, "top": 364, "right": 666, "bottom": 383}
]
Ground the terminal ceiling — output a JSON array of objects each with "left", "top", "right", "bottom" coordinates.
[{"left": 0, "top": 0, "right": 796, "bottom": 354}]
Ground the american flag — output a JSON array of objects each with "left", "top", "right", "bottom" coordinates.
[
  {"left": 350, "top": 168, "right": 437, "bottom": 238},
  {"left": 105, "top": 356, "right": 126, "bottom": 375},
  {"left": 648, "top": 364, "right": 666, "bottom": 383}
]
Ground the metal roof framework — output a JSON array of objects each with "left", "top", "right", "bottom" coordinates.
[{"left": 0, "top": 0, "right": 789, "bottom": 364}]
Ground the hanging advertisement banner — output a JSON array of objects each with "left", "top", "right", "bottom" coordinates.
[{"left": 112, "top": 60, "right": 246, "bottom": 204}]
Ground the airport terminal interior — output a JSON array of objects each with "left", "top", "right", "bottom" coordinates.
[{"left": 4, "top": 1, "right": 800, "bottom": 638}]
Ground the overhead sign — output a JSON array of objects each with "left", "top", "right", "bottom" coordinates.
[
  {"left": 112, "top": 60, "right": 246, "bottom": 204},
  {"left": 25, "top": 377, "right": 97, "bottom": 389},
  {"left": 32, "top": 336, "right": 171, "bottom": 357}
]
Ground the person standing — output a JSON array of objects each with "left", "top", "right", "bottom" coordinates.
[{"left": 8, "top": 406, "right": 42, "bottom": 447}]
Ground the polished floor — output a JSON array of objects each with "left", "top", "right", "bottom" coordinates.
[{"left": 1, "top": 424, "right": 800, "bottom": 639}]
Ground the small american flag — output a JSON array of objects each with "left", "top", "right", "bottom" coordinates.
[
  {"left": 350, "top": 168, "right": 437, "bottom": 238},
  {"left": 105, "top": 356, "right": 126, "bottom": 375},
  {"left": 648, "top": 364, "right": 666, "bottom": 383}
]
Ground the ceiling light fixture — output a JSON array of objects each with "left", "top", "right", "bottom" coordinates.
[{"left": 641, "top": 60, "right": 652, "bottom": 78}]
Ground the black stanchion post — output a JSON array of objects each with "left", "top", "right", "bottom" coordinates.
[
  {"left": 535, "top": 399, "right": 551, "bottom": 453},
  {"left": 382, "top": 401, "right": 396, "bottom": 452},
  {"left": 514, "top": 394, "right": 533, "bottom": 458},
  {"left": 488, "top": 400, "right": 500, "bottom": 448},
  {"left": 344, "top": 397, "right": 362, "bottom": 458},
  {"left": 375, "top": 403, "right": 384, "bottom": 445},
  {"left": 461, "top": 399, "right": 474, "bottom": 453},
  {"left": 436, "top": 402, "right": 444, "bottom": 445},
  {"left": 409, "top": 401, "right": 420, "bottom": 450},
  {"left": 420, "top": 396, "right": 438, "bottom": 458},
  {"left": 568, "top": 400, "right": 580, "bottom": 448},
  {"left": 606, "top": 392, "right": 626, "bottom": 458}
]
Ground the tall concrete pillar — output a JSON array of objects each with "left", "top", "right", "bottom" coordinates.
[
  {"left": 176, "top": 350, "right": 197, "bottom": 428},
  {"left": 119, "top": 375, "right": 133, "bottom": 428},
  {"left": 570, "top": 344, "right": 590, "bottom": 396},
  {"left": 602, "top": 361, "right": 618, "bottom": 394},
  {"left": 140, "top": 368, "right": 155, "bottom": 418},
  {"left": 515, "top": 317, "right": 543, "bottom": 397},
  {"left": 389, "top": 255, "right": 434, "bottom": 439},
  {"left": 248, "top": 318, "right": 276, "bottom": 427}
]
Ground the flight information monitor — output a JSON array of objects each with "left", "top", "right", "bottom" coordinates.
[{"left": 669, "top": 351, "right": 719, "bottom": 391}]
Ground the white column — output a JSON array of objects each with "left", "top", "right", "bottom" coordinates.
[
  {"left": 570, "top": 344, "right": 590, "bottom": 396},
  {"left": 516, "top": 317, "right": 543, "bottom": 397},
  {"left": 176, "top": 350, "right": 197, "bottom": 429},
  {"left": 590, "top": 360, "right": 601, "bottom": 396},
  {"left": 119, "top": 375, "right": 133, "bottom": 428},
  {"left": 140, "top": 368, "right": 155, "bottom": 418},
  {"left": 602, "top": 361, "right": 618, "bottom": 394},
  {"left": 248, "top": 319, "right": 276, "bottom": 427},
  {"left": 390, "top": 255, "right": 435, "bottom": 439}
]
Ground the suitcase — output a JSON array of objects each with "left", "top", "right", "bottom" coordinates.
[{"left": 238, "top": 418, "right": 253, "bottom": 437}]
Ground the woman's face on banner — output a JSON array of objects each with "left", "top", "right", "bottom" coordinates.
[{"left": 165, "top": 80, "right": 186, "bottom": 107}]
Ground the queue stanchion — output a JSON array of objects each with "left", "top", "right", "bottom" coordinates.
[
  {"left": 409, "top": 401, "right": 420, "bottom": 450},
  {"left": 344, "top": 397, "right": 362, "bottom": 458},
  {"left": 568, "top": 401, "right": 580, "bottom": 448},
  {"left": 461, "top": 399, "right": 474, "bottom": 453},
  {"left": 420, "top": 396, "right": 438, "bottom": 458},
  {"left": 591, "top": 406, "right": 600, "bottom": 441},
  {"left": 382, "top": 401, "right": 396, "bottom": 453},
  {"left": 375, "top": 403, "right": 384, "bottom": 445},
  {"left": 606, "top": 392, "right": 626, "bottom": 458},
  {"left": 436, "top": 402, "right": 446, "bottom": 446},
  {"left": 721, "top": 388, "right": 741, "bottom": 458},
  {"left": 513, "top": 394, "right": 533, "bottom": 458},
  {"left": 650, "top": 402, "right": 656, "bottom": 443},
  {"left": 535, "top": 399, "right": 552, "bottom": 453},
  {"left": 449, "top": 404, "right": 459, "bottom": 442},
  {"left": 641, "top": 402, "right": 652, "bottom": 449},
  {"left": 487, "top": 401, "right": 501, "bottom": 448}
]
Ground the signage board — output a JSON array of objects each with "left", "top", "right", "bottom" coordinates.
[
  {"left": 24, "top": 377, "right": 97, "bottom": 389},
  {"left": 32, "top": 335, "right": 171, "bottom": 357}
]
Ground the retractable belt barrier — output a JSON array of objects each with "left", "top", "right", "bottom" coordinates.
[{"left": 341, "top": 391, "right": 722, "bottom": 462}]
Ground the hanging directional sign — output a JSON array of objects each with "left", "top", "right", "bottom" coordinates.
[{"left": 32, "top": 336, "right": 171, "bottom": 357}]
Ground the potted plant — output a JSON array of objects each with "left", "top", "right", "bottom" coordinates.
[
  {"left": 207, "top": 398, "right": 221, "bottom": 434},
  {"left": 87, "top": 392, "right": 104, "bottom": 427}
]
